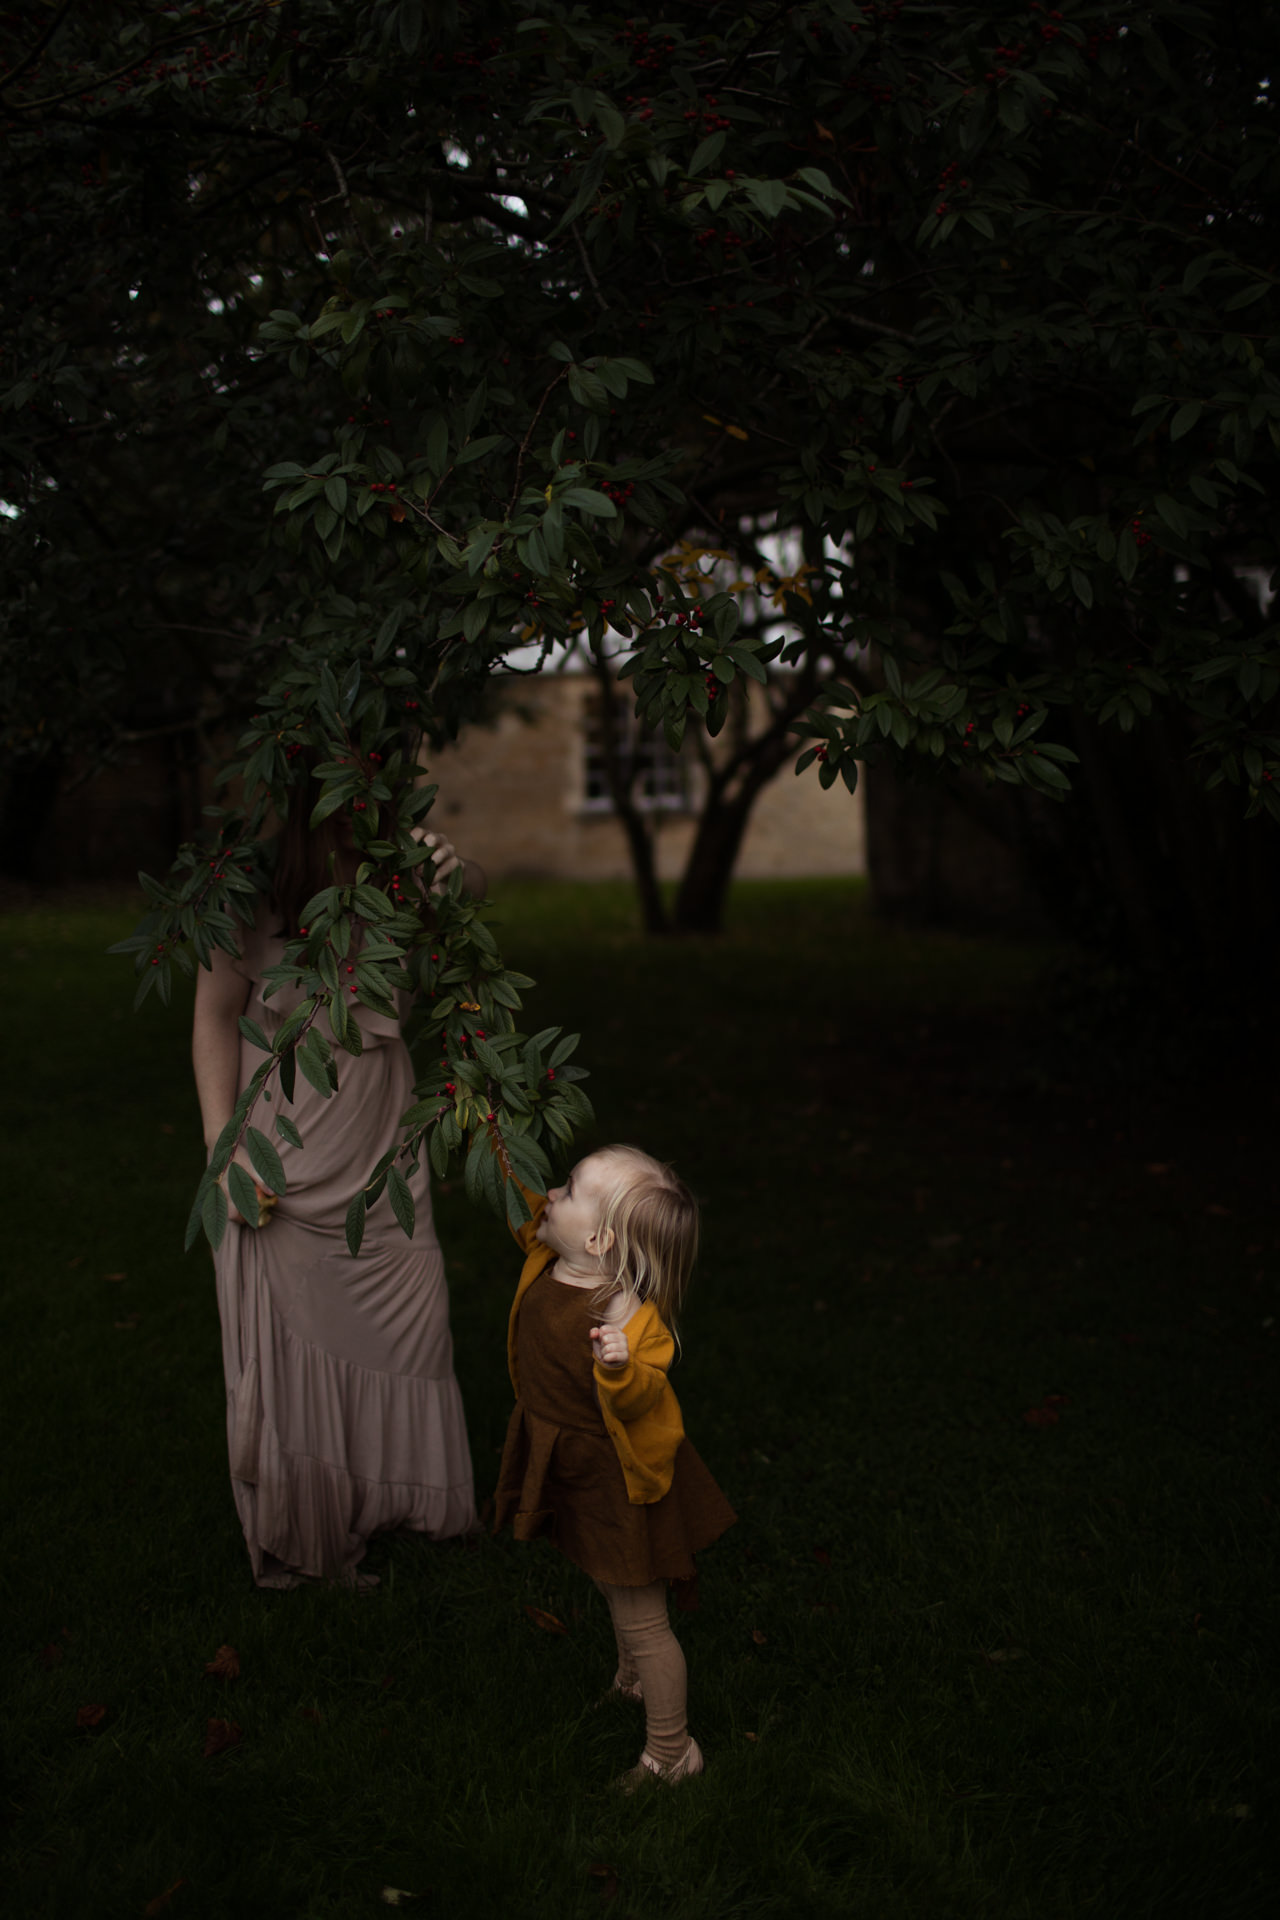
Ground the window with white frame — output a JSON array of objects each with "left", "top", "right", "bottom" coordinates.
[{"left": 580, "top": 691, "right": 691, "bottom": 812}]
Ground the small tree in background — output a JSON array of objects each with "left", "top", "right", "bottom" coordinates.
[{"left": 3, "top": 1, "right": 1278, "bottom": 1224}]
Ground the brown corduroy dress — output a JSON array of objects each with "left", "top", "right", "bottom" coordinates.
[{"left": 493, "top": 1271, "right": 736, "bottom": 1586}]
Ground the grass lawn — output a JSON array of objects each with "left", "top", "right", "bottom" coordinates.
[{"left": 1, "top": 879, "right": 1276, "bottom": 1919}]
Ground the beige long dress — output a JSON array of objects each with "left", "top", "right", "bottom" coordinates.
[{"left": 214, "top": 920, "right": 476, "bottom": 1586}]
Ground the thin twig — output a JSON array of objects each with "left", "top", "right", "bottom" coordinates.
[
  {"left": 507, "top": 368, "right": 568, "bottom": 516},
  {"left": 572, "top": 222, "right": 609, "bottom": 312},
  {"left": 844, "top": 312, "right": 914, "bottom": 343},
  {"left": 323, "top": 146, "right": 350, "bottom": 206}
]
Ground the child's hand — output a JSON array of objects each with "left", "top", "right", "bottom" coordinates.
[{"left": 590, "top": 1325, "right": 629, "bottom": 1370}]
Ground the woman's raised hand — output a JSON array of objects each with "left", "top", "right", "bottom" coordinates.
[
  {"left": 410, "top": 827, "right": 462, "bottom": 896},
  {"left": 590, "top": 1324, "right": 630, "bottom": 1370}
]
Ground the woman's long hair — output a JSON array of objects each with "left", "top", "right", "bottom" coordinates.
[{"left": 271, "top": 756, "right": 351, "bottom": 937}]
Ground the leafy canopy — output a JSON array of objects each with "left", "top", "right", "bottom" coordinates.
[{"left": 4, "top": 0, "right": 1278, "bottom": 1231}]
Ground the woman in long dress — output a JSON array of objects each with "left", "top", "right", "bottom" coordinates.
[{"left": 191, "top": 818, "right": 480, "bottom": 1588}]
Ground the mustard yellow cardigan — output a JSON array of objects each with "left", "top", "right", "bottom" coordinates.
[{"left": 507, "top": 1191, "right": 686, "bottom": 1505}]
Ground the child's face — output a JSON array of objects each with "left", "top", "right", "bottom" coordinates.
[{"left": 537, "top": 1154, "right": 615, "bottom": 1265}]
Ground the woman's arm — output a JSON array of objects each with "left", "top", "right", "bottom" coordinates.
[{"left": 191, "top": 944, "right": 251, "bottom": 1154}]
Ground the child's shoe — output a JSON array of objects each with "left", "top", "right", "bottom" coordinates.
[{"left": 614, "top": 1737, "right": 703, "bottom": 1792}]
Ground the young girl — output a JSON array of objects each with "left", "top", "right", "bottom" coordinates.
[{"left": 493, "top": 1145, "right": 736, "bottom": 1786}]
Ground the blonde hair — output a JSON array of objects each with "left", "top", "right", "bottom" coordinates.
[{"left": 591, "top": 1145, "right": 698, "bottom": 1335}]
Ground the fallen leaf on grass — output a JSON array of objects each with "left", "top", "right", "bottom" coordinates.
[
  {"left": 75, "top": 1703, "right": 107, "bottom": 1730},
  {"left": 38, "top": 1643, "right": 64, "bottom": 1670},
  {"left": 982, "top": 1647, "right": 1025, "bottom": 1664},
  {"left": 524, "top": 1606, "right": 568, "bottom": 1635},
  {"left": 1023, "top": 1406, "right": 1059, "bottom": 1427},
  {"left": 743, "top": 1731, "right": 758, "bottom": 1742},
  {"left": 203, "top": 1645, "right": 240, "bottom": 1680},
  {"left": 299, "top": 1707, "right": 322, "bottom": 1724},
  {"left": 104, "top": 1270, "right": 126, "bottom": 1281},
  {"left": 143, "top": 1879, "right": 187, "bottom": 1916},
  {"left": 813, "top": 1546, "right": 831, "bottom": 1566},
  {"left": 750, "top": 1628, "right": 768, "bottom": 1645},
  {"left": 378, "top": 1673, "right": 395, "bottom": 1691},
  {"left": 587, "top": 1862, "right": 620, "bottom": 1903},
  {"left": 202, "top": 1718, "right": 241, "bottom": 1758},
  {"left": 379, "top": 1891, "right": 423, "bottom": 1908}
]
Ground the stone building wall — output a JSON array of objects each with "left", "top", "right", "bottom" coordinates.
[
  {"left": 425, "top": 672, "right": 865, "bottom": 883},
  {"left": 5, "top": 669, "right": 864, "bottom": 887}
]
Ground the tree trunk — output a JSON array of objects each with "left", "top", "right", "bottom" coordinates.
[
  {"left": 865, "top": 719, "right": 1280, "bottom": 992},
  {"left": 590, "top": 648, "right": 670, "bottom": 934},
  {"left": 0, "top": 750, "right": 64, "bottom": 883},
  {"left": 616, "top": 795, "right": 669, "bottom": 935},
  {"left": 671, "top": 731, "right": 795, "bottom": 934}
]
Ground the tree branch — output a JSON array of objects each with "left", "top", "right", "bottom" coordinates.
[{"left": 0, "top": 0, "right": 77, "bottom": 98}]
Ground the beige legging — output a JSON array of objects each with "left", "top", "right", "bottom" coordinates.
[{"left": 595, "top": 1578, "right": 690, "bottom": 1767}]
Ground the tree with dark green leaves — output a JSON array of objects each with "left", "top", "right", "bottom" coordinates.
[{"left": 4, "top": 0, "right": 1278, "bottom": 1234}]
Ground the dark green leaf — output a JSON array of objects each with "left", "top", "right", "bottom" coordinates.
[
  {"left": 238, "top": 1016, "right": 271, "bottom": 1053},
  {"left": 387, "top": 1165, "right": 416, "bottom": 1239},
  {"left": 227, "top": 1162, "right": 261, "bottom": 1227},
  {"left": 246, "top": 1126, "right": 286, "bottom": 1194},
  {"left": 345, "top": 1190, "right": 367, "bottom": 1257},
  {"left": 202, "top": 1178, "right": 229, "bottom": 1252}
]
